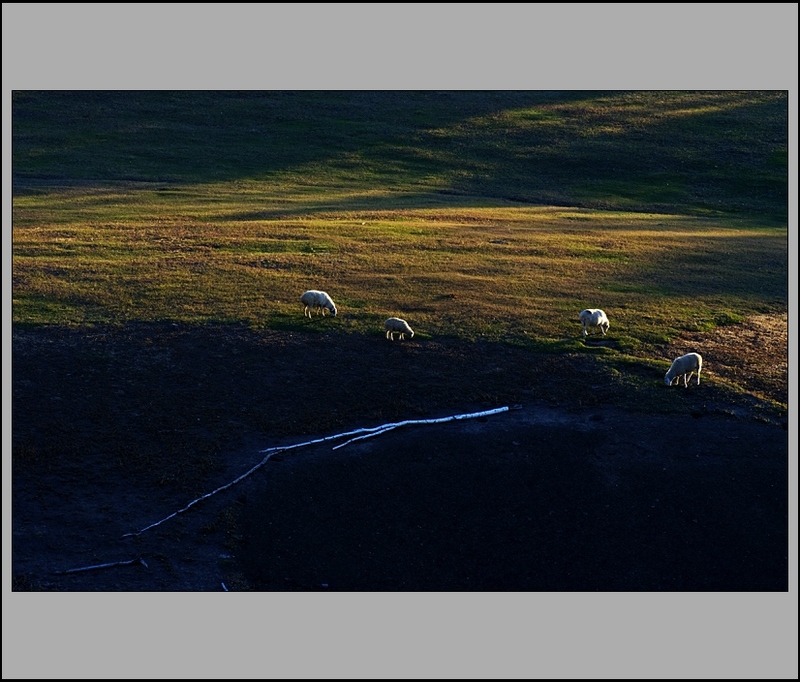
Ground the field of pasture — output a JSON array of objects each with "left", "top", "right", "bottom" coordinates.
[{"left": 11, "top": 91, "right": 788, "bottom": 592}]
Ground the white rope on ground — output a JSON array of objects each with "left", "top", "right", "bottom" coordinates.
[{"left": 121, "top": 405, "right": 513, "bottom": 539}]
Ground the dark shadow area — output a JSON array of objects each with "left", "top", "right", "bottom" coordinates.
[
  {"left": 238, "top": 411, "right": 788, "bottom": 591},
  {"left": 12, "top": 91, "right": 788, "bottom": 220},
  {"left": 12, "top": 91, "right": 587, "bottom": 183},
  {"left": 12, "top": 322, "right": 788, "bottom": 591}
]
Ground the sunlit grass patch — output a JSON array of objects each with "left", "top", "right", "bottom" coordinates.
[
  {"left": 13, "top": 205, "right": 786, "bottom": 343},
  {"left": 12, "top": 91, "right": 787, "bottom": 412}
]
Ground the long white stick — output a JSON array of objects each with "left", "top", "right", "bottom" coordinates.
[
  {"left": 121, "top": 450, "right": 283, "bottom": 538},
  {"left": 121, "top": 405, "right": 512, "bottom": 538},
  {"left": 330, "top": 406, "right": 511, "bottom": 450},
  {"left": 338, "top": 406, "right": 511, "bottom": 450},
  {"left": 332, "top": 425, "right": 400, "bottom": 450},
  {"left": 55, "top": 557, "right": 148, "bottom": 574}
]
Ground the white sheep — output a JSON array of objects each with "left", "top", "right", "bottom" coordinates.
[
  {"left": 385, "top": 317, "right": 414, "bottom": 341},
  {"left": 579, "top": 308, "right": 609, "bottom": 337},
  {"left": 664, "top": 352, "right": 703, "bottom": 387},
  {"left": 301, "top": 290, "right": 337, "bottom": 318}
]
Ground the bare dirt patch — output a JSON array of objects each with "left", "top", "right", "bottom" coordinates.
[{"left": 11, "top": 315, "right": 789, "bottom": 591}]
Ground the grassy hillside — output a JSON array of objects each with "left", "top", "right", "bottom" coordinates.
[
  {"left": 13, "top": 91, "right": 787, "bottom": 218},
  {"left": 12, "top": 91, "right": 788, "bottom": 361}
]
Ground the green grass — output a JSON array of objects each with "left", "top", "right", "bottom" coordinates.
[
  {"left": 12, "top": 91, "right": 788, "bottom": 398},
  {"left": 13, "top": 91, "right": 787, "bottom": 218}
]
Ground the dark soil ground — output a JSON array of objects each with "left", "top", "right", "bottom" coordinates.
[{"left": 10, "top": 314, "right": 789, "bottom": 592}]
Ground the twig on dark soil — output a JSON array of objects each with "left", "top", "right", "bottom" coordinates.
[
  {"left": 120, "top": 406, "right": 513, "bottom": 539},
  {"left": 54, "top": 557, "right": 148, "bottom": 575}
]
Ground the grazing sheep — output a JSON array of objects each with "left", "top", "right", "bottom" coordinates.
[
  {"left": 301, "top": 290, "right": 337, "bottom": 318},
  {"left": 579, "top": 308, "right": 610, "bottom": 337},
  {"left": 664, "top": 352, "right": 703, "bottom": 387},
  {"left": 385, "top": 317, "right": 414, "bottom": 341}
]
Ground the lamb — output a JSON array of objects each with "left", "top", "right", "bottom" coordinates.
[
  {"left": 385, "top": 317, "right": 414, "bottom": 341},
  {"left": 579, "top": 308, "right": 610, "bottom": 337},
  {"left": 301, "top": 290, "right": 337, "bottom": 318},
  {"left": 664, "top": 352, "right": 703, "bottom": 387}
]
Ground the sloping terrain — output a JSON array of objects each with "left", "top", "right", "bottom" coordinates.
[{"left": 11, "top": 314, "right": 788, "bottom": 591}]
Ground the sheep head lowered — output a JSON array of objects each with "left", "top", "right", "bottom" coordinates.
[
  {"left": 385, "top": 317, "right": 414, "bottom": 341},
  {"left": 664, "top": 352, "right": 703, "bottom": 387},
  {"left": 301, "top": 290, "right": 337, "bottom": 318},
  {"left": 579, "top": 309, "right": 609, "bottom": 337}
]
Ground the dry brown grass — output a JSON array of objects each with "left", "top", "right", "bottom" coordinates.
[{"left": 657, "top": 312, "right": 788, "bottom": 406}]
